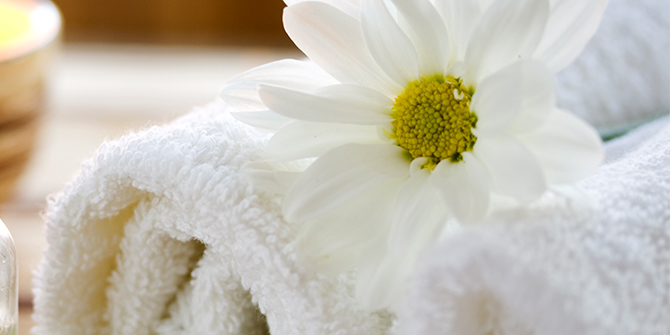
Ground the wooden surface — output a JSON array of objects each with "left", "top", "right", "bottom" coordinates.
[
  {"left": 0, "top": 43, "right": 301, "bottom": 334},
  {"left": 53, "top": 0, "right": 293, "bottom": 47}
]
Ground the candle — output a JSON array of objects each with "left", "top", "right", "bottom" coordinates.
[
  {"left": 0, "top": 2, "right": 30, "bottom": 43},
  {"left": 0, "top": 0, "right": 60, "bottom": 61}
]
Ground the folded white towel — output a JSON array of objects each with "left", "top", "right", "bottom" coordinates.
[
  {"left": 33, "top": 0, "right": 669, "bottom": 333},
  {"left": 32, "top": 101, "right": 393, "bottom": 334},
  {"left": 32, "top": 107, "right": 670, "bottom": 335},
  {"left": 398, "top": 116, "right": 670, "bottom": 335}
]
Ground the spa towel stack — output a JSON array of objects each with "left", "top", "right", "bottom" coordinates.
[{"left": 32, "top": 0, "right": 669, "bottom": 333}]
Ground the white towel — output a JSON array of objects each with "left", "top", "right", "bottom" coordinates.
[
  {"left": 398, "top": 116, "right": 670, "bottom": 335},
  {"left": 33, "top": 0, "right": 669, "bottom": 333},
  {"left": 32, "top": 107, "right": 670, "bottom": 335},
  {"left": 32, "top": 101, "right": 393, "bottom": 334},
  {"left": 555, "top": 0, "right": 669, "bottom": 134}
]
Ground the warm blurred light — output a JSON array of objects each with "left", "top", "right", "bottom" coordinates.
[
  {"left": 0, "top": 0, "right": 60, "bottom": 60},
  {"left": 0, "top": 2, "right": 30, "bottom": 43},
  {"left": 0, "top": 0, "right": 60, "bottom": 202},
  {"left": 51, "top": 0, "right": 292, "bottom": 47}
]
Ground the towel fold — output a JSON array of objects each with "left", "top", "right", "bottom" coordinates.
[
  {"left": 34, "top": 108, "right": 670, "bottom": 335},
  {"left": 398, "top": 116, "right": 670, "bottom": 335},
  {"left": 32, "top": 101, "right": 393, "bottom": 334},
  {"left": 33, "top": 0, "right": 669, "bottom": 333}
]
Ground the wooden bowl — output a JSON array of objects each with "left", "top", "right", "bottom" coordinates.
[{"left": 0, "top": 1, "right": 60, "bottom": 202}]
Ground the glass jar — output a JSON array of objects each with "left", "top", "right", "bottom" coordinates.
[{"left": 0, "top": 219, "right": 16, "bottom": 335}]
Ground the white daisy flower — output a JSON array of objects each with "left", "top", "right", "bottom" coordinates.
[{"left": 221, "top": 0, "right": 607, "bottom": 311}]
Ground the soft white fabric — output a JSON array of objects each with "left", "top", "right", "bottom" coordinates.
[
  {"left": 33, "top": 0, "right": 669, "bottom": 334},
  {"left": 555, "top": 0, "right": 670, "bottom": 133},
  {"left": 398, "top": 116, "right": 670, "bottom": 335},
  {"left": 32, "top": 106, "right": 670, "bottom": 335},
  {"left": 32, "top": 101, "right": 393, "bottom": 334}
]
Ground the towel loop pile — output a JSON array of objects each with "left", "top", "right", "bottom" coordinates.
[
  {"left": 32, "top": 0, "right": 669, "bottom": 333},
  {"left": 32, "top": 105, "right": 394, "bottom": 334}
]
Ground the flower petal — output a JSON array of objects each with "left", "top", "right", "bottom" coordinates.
[
  {"left": 388, "top": 169, "right": 445, "bottom": 243},
  {"left": 534, "top": 0, "right": 608, "bottom": 73},
  {"left": 476, "top": 0, "right": 495, "bottom": 10},
  {"left": 283, "top": 143, "right": 410, "bottom": 222},
  {"left": 231, "top": 110, "right": 293, "bottom": 131},
  {"left": 431, "top": 152, "right": 490, "bottom": 223},
  {"left": 284, "top": 0, "right": 361, "bottom": 18},
  {"left": 356, "top": 168, "right": 447, "bottom": 310},
  {"left": 361, "top": 0, "right": 419, "bottom": 85},
  {"left": 221, "top": 59, "right": 337, "bottom": 111},
  {"left": 266, "top": 121, "right": 380, "bottom": 161},
  {"left": 297, "top": 180, "right": 399, "bottom": 275},
  {"left": 242, "top": 161, "right": 304, "bottom": 195},
  {"left": 300, "top": 232, "right": 387, "bottom": 278},
  {"left": 516, "top": 109, "right": 603, "bottom": 184},
  {"left": 389, "top": 0, "right": 450, "bottom": 75},
  {"left": 473, "top": 136, "right": 546, "bottom": 203},
  {"left": 471, "top": 60, "right": 555, "bottom": 136},
  {"left": 283, "top": 2, "right": 399, "bottom": 95},
  {"left": 259, "top": 83, "right": 394, "bottom": 124},
  {"left": 434, "top": 0, "right": 482, "bottom": 61},
  {"left": 465, "top": 0, "right": 549, "bottom": 85}
]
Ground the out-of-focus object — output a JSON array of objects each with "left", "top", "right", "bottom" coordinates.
[
  {"left": 52, "top": 0, "right": 292, "bottom": 47},
  {"left": 556, "top": 0, "right": 670, "bottom": 136},
  {"left": 0, "top": 0, "right": 60, "bottom": 202},
  {"left": 0, "top": 219, "right": 17, "bottom": 335}
]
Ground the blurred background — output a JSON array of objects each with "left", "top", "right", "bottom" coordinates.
[
  {"left": 54, "top": 0, "right": 293, "bottom": 46},
  {"left": 0, "top": 0, "right": 302, "bottom": 332}
]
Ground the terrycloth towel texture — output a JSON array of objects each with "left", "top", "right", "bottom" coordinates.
[
  {"left": 398, "top": 116, "right": 670, "bottom": 335},
  {"left": 33, "top": 0, "right": 669, "bottom": 334},
  {"left": 32, "top": 102, "right": 394, "bottom": 334},
  {"left": 32, "top": 105, "right": 669, "bottom": 335}
]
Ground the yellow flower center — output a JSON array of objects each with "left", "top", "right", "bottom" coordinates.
[{"left": 391, "top": 75, "right": 477, "bottom": 169}]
